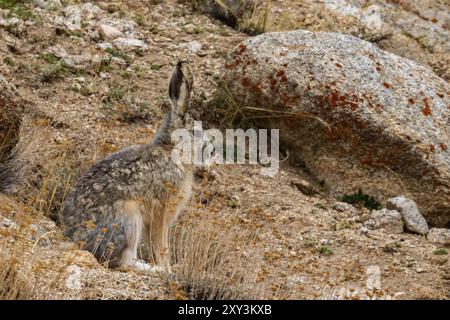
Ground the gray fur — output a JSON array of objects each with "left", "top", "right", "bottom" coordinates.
[{"left": 61, "top": 61, "right": 194, "bottom": 270}]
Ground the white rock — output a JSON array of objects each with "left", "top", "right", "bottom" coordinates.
[
  {"left": 99, "top": 24, "right": 124, "bottom": 40},
  {"left": 64, "top": 5, "right": 81, "bottom": 31},
  {"left": 113, "top": 37, "right": 148, "bottom": 51},
  {"left": 360, "top": 227, "right": 369, "bottom": 235},
  {"left": 81, "top": 3, "right": 104, "bottom": 19},
  {"left": 111, "top": 57, "right": 127, "bottom": 67},
  {"left": 427, "top": 228, "right": 450, "bottom": 246},
  {"left": 47, "top": 45, "right": 102, "bottom": 70},
  {"left": 34, "top": 0, "right": 62, "bottom": 10},
  {"left": 182, "top": 40, "right": 203, "bottom": 54},
  {"left": 65, "top": 265, "right": 82, "bottom": 291},
  {"left": 364, "top": 209, "right": 404, "bottom": 234},
  {"left": 324, "top": 0, "right": 360, "bottom": 17},
  {"left": 325, "top": 1, "right": 383, "bottom": 30},
  {"left": 2, "top": 218, "right": 13, "bottom": 227},
  {"left": 361, "top": 5, "right": 382, "bottom": 30},
  {"left": 97, "top": 42, "right": 113, "bottom": 50},
  {"left": 386, "top": 197, "right": 429, "bottom": 235},
  {"left": 99, "top": 18, "right": 137, "bottom": 37},
  {"left": 0, "top": 17, "right": 21, "bottom": 27},
  {"left": 366, "top": 265, "right": 381, "bottom": 291}
]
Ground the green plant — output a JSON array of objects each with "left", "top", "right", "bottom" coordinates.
[
  {"left": 39, "top": 54, "right": 83, "bottom": 82},
  {"left": 39, "top": 52, "right": 59, "bottom": 64},
  {"left": 103, "top": 85, "right": 125, "bottom": 105},
  {"left": 97, "top": 57, "right": 112, "bottom": 74},
  {"left": 317, "top": 246, "right": 333, "bottom": 256},
  {"left": 340, "top": 189, "right": 382, "bottom": 210},
  {"left": 105, "top": 47, "right": 132, "bottom": 65},
  {"left": 151, "top": 63, "right": 163, "bottom": 71},
  {"left": 433, "top": 248, "right": 448, "bottom": 256},
  {"left": 2, "top": 56, "right": 14, "bottom": 66},
  {"left": 0, "top": 0, "right": 33, "bottom": 20},
  {"left": 72, "top": 85, "right": 92, "bottom": 97},
  {"left": 314, "top": 203, "right": 327, "bottom": 210}
]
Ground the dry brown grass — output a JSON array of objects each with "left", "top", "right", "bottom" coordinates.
[
  {"left": 171, "top": 183, "right": 293, "bottom": 300},
  {"left": 0, "top": 254, "right": 40, "bottom": 300},
  {"left": 171, "top": 213, "right": 265, "bottom": 299},
  {"left": 0, "top": 116, "right": 80, "bottom": 223}
]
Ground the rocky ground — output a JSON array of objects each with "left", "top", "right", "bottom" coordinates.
[{"left": 0, "top": 0, "right": 449, "bottom": 299}]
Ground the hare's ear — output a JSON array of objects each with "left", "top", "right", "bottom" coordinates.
[{"left": 168, "top": 61, "right": 193, "bottom": 115}]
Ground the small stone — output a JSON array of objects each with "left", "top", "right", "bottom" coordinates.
[
  {"left": 333, "top": 202, "right": 358, "bottom": 214},
  {"left": 364, "top": 209, "right": 404, "bottom": 234},
  {"left": 75, "top": 76, "right": 86, "bottom": 83},
  {"left": 2, "top": 218, "right": 12, "bottom": 227},
  {"left": 0, "top": 17, "right": 21, "bottom": 27},
  {"left": 291, "top": 179, "right": 315, "bottom": 195},
  {"left": 182, "top": 40, "right": 202, "bottom": 54},
  {"left": 97, "top": 42, "right": 113, "bottom": 50},
  {"left": 386, "top": 196, "right": 429, "bottom": 235},
  {"left": 113, "top": 37, "right": 148, "bottom": 51},
  {"left": 81, "top": 3, "right": 104, "bottom": 19},
  {"left": 34, "top": 0, "right": 62, "bottom": 10},
  {"left": 427, "top": 228, "right": 450, "bottom": 246},
  {"left": 99, "top": 24, "right": 124, "bottom": 40},
  {"left": 184, "top": 24, "right": 196, "bottom": 34},
  {"left": 64, "top": 5, "right": 81, "bottom": 31},
  {"left": 360, "top": 227, "right": 369, "bottom": 235}
]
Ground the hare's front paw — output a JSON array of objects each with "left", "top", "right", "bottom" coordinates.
[
  {"left": 118, "top": 259, "right": 172, "bottom": 275},
  {"left": 134, "top": 260, "right": 163, "bottom": 273}
]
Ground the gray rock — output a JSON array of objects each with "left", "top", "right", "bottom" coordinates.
[
  {"left": 334, "top": 202, "right": 358, "bottom": 214},
  {"left": 113, "top": 37, "right": 148, "bottom": 51},
  {"left": 427, "top": 228, "right": 450, "bottom": 246},
  {"left": 34, "top": 0, "right": 62, "bottom": 10},
  {"left": 99, "top": 24, "right": 124, "bottom": 41},
  {"left": 2, "top": 218, "right": 13, "bottom": 228},
  {"left": 62, "top": 3, "right": 103, "bottom": 31},
  {"left": 182, "top": 40, "right": 203, "bottom": 54},
  {"left": 364, "top": 209, "right": 404, "bottom": 234},
  {"left": 220, "top": 30, "right": 450, "bottom": 227},
  {"left": 386, "top": 196, "right": 429, "bottom": 235},
  {"left": 98, "top": 18, "right": 137, "bottom": 38},
  {"left": 81, "top": 3, "right": 103, "bottom": 20},
  {"left": 46, "top": 45, "right": 102, "bottom": 71},
  {"left": 97, "top": 42, "right": 113, "bottom": 50},
  {"left": 63, "top": 5, "right": 81, "bottom": 31},
  {"left": 0, "top": 17, "right": 21, "bottom": 27}
]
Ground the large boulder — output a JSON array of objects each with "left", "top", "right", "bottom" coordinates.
[{"left": 220, "top": 30, "right": 450, "bottom": 226}]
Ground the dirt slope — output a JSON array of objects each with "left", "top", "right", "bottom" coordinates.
[{"left": 0, "top": 0, "right": 448, "bottom": 299}]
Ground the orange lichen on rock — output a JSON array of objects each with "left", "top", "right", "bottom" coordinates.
[{"left": 422, "top": 98, "right": 432, "bottom": 116}]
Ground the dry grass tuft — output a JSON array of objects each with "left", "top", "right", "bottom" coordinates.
[
  {"left": 0, "top": 254, "right": 39, "bottom": 300},
  {"left": 0, "top": 117, "right": 75, "bottom": 221},
  {"left": 172, "top": 214, "right": 265, "bottom": 299},
  {"left": 206, "top": 81, "right": 325, "bottom": 130}
]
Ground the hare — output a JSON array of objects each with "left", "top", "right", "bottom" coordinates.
[{"left": 61, "top": 61, "right": 195, "bottom": 273}]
